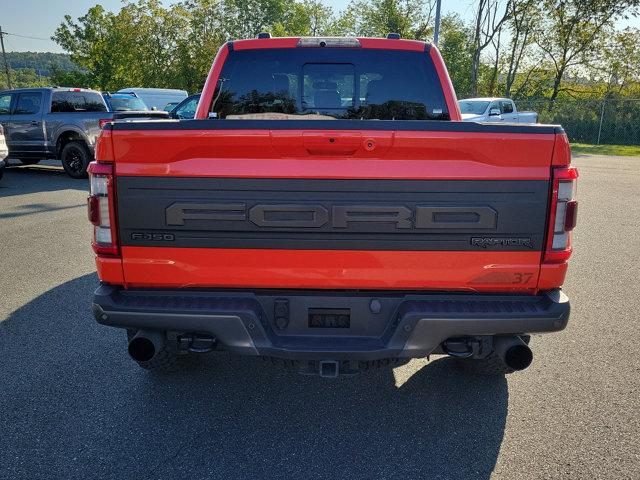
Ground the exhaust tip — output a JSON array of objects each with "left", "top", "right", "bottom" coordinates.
[
  {"left": 128, "top": 336, "right": 157, "bottom": 362},
  {"left": 504, "top": 343, "right": 533, "bottom": 371}
]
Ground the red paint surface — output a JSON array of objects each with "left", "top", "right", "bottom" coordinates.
[
  {"left": 119, "top": 247, "right": 541, "bottom": 292},
  {"left": 94, "top": 38, "right": 576, "bottom": 293},
  {"left": 96, "top": 256, "right": 124, "bottom": 284},
  {"left": 112, "top": 129, "right": 555, "bottom": 180}
]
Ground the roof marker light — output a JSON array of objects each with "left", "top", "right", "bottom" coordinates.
[{"left": 297, "top": 37, "right": 361, "bottom": 48}]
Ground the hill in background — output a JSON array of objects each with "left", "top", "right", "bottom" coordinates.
[{"left": 0, "top": 52, "right": 80, "bottom": 89}]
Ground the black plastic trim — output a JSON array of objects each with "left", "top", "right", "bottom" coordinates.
[
  {"left": 110, "top": 118, "right": 561, "bottom": 134},
  {"left": 93, "top": 286, "right": 570, "bottom": 361},
  {"left": 116, "top": 177, "right": 549, "bottom": 251}
]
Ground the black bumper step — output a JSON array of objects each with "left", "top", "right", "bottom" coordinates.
[{"left": 93, "top": 286, "right": 570, "bottom": 361}]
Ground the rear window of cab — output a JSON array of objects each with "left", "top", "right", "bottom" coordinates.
[
  {"left": 210, "top": 48, "right": 449, "bottom": 121},
  {"left": 51, "top": 91, "right": 107, "bottom": 113}
]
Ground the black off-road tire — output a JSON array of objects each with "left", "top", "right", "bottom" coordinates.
[
  {"left": 60, "top": 141, "right": 91, "bottom": 179},
  {"left": 18, "top": 159, "right": 41, "bottom": 165},
  {"left": 126, "top": 329, "right": 199, "bottom": 373}
]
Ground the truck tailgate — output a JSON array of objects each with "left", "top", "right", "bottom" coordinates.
[{"left": 109, "top": 120, "right": 557, "bottom": 292}]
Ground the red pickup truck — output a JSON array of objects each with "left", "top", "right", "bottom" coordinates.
[{"left": 89, "top": 35, "right": 577, "bottom": 377}]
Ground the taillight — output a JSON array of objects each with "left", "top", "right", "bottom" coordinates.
[
  {"left": 544, "top": 166, "right": 578, "bottom": 263},
  {"left": 88, "top": 162, "right": 119, "bottom": 256},
  {"left": 99, "top": 118, "right": 112, "bottom": 129}
]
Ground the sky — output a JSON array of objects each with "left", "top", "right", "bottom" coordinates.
[{"left": 0, "top": 0, "right": 636, "bottom": 53}]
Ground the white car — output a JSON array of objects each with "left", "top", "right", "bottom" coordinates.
[
  {"left": 116, "top": 88, "right": 188, "bottom": 111},
  {"left": 0, "top": 123, "right": 8, "bottom": 181},
  {"left": 458, "top": 97, "right": 538, "bottom": 123}
]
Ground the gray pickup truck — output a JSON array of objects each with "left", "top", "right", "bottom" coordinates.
[{"left": 0, "top": 87, "right": 167, "bottom": 178}]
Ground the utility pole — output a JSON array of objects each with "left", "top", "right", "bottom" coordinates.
[
  {"left": 0, "top": 26, "right": 11, "bottom": 89},
  {"left": 433, "top": 0, "right": 442, "bottom": 45}
]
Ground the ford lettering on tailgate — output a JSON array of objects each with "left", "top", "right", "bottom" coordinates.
[
  {"left": 165, "top": 203, "right": 498, "bottom": 231},
  {"left": 116, "top": 177, "right": 549, "bottom": 251}
]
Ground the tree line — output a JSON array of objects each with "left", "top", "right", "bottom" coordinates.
[
  {"left": 0, "top": 52, "right": 78, "bottom": 90},
  {"left": 3, "top": 0, "right": 640, "bottom": 103}
]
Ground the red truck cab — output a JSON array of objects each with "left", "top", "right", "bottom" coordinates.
[{"left": 89, "top": 36, "right": 576, "bottom": 377}]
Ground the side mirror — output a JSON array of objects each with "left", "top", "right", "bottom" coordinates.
[{"left": 489, "top": 108, "right": 501, "bottom": 116}]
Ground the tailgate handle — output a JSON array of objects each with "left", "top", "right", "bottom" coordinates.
[{"left": 303, "top": 132, "right": 361, "bottom": 156}]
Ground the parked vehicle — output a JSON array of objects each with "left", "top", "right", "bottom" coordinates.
[
  {"left": 163, "top": 101, "right": 180, "bottom": 112},
  {"left": 0, "top": 87, "right": 170, "bottom": 178},
  {"left": 116, "top": 88, "right": 188, "bottom": 111},
  {"left": 0, "top": 87, "right": 109, "bottom": 178},
  {"left": 168, "top": 93, "right": 200, "bottom": 119},
  {"left": 102, "top": 92, "right": 149, "bottom": 111},
  {"left": 103, "top": 92, "right": 170, "bottom": 123},
  {"left": 90, "top": 36, "right": 577, "bottom": 377},
  {"left": 459, "top": 97, "right": 538, "bottom": 123},
  {"left": 0, "top": 124, "right": 7, "bottom": 181}
]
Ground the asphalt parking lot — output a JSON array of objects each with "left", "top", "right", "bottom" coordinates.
[{"left": 1, "top": 155, "right": 638, "bottom": 480}]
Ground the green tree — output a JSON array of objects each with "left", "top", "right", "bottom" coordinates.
[
  {"left": 336, "top": 0, "right": 436, "bottom": 39},
  {"left": 502, "top": 0, "right": 540, "bottom": 97},
  {"left": 534, "top": 0, "right": 640, "bottom": 102},
  {"left": 178, "top": 0, "right": 230, "bottom": 92},
  {"left": 438, "top": 14, "right": 474, "bottom": 98},
  {"left": 52, "top": 1, "right": 195, "bottom": 91},
  {"left": 0, "top": 68, "right": 49, "bottom": 90},
  {"left": 272, "top": 0, "right": 335, "bottom": 36},
  {"left": 222, "top": 0, "right": 289, "bottom": 38},
  {"left": 469, "top": 0, "right": 512, "bottom": 96},
  {"left": 591, "top": 27, "right": 640, "bottom": 96},
  {"left": 52, "top": 5, "right": 120, "bottom": 90}
]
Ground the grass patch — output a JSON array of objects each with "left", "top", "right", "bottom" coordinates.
[{"left": 570, "top": 143, "right": 640, "bottom": 157}]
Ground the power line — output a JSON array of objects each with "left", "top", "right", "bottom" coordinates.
[{"left": 2, "top": 31, "right": 51, "bottom": 41}]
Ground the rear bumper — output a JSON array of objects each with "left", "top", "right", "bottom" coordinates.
[{"left": 92, "top": 286, "right": 570, "bottom": 361}]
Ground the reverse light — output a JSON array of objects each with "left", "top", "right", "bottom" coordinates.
[
  {"left": 544, "top": 166, "right": 578, "bottom": 263},
  {"left": 88, "top": 162, "right": 119, "bottom": 256}
]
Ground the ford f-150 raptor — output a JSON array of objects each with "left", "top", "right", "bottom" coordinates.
[{"left": 89, "top": 35, "right": 577, "bottom": 377}]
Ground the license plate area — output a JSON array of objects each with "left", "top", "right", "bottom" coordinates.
[{"left": 308, "top": 308, "right": 351, "bottom": 329}]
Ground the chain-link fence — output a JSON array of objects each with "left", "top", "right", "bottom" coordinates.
[{"left": 516, "top": 98, "right": 640, "bottom": 146}]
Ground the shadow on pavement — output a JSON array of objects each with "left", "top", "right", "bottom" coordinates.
[
  {"left": 0, "top": 203, "right": 86, "bottom": 219},
  {"left": 0, "top": 274, "right": 508, "bottom": 480},
  {"left": 0, "top": 161, "right": 87, "bottom": 198}
]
